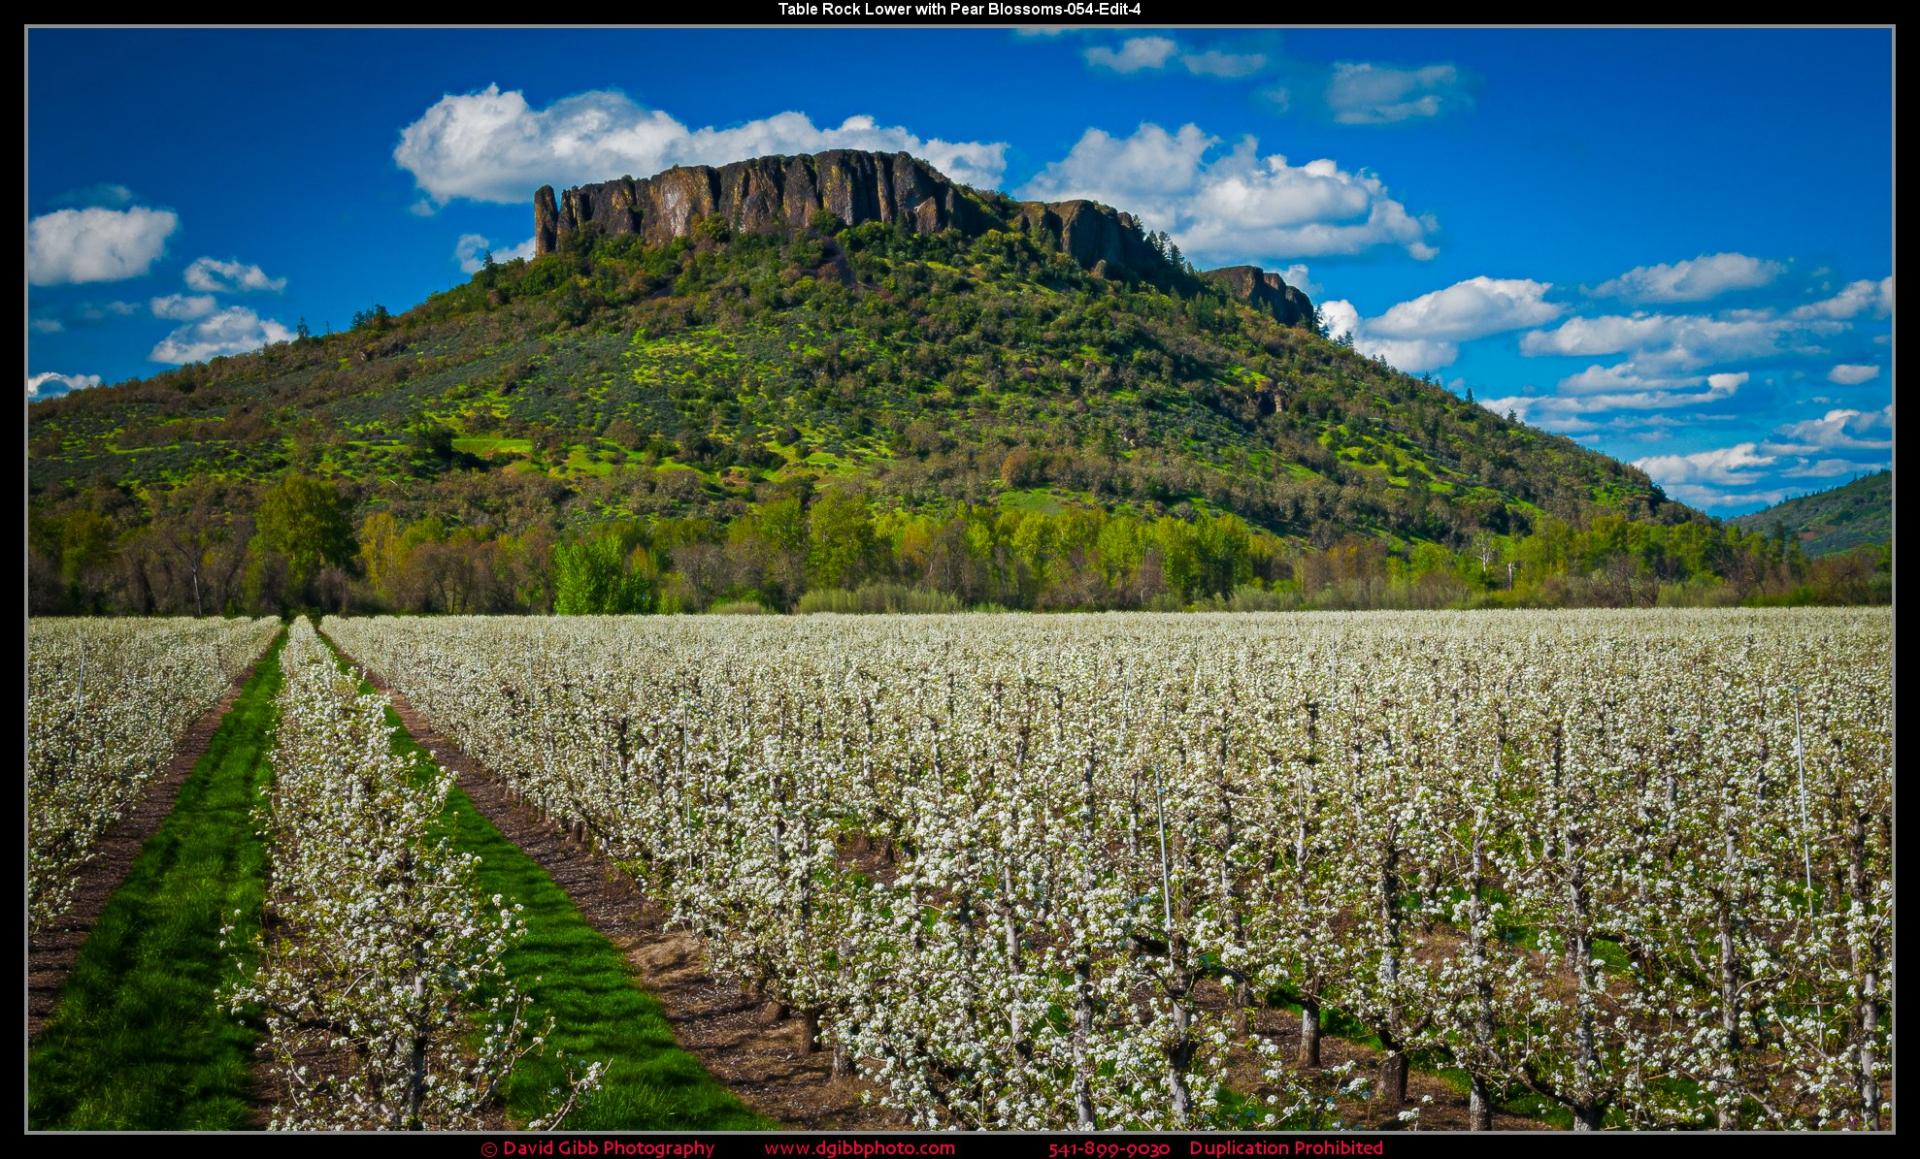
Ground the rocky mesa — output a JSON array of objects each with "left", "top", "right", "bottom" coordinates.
[{"left": 534, "top": 149, "right": 1313, "bottom": 327}]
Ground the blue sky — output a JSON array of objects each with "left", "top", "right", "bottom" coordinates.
[{"left": 26, "top": 27, "right": 1891, "bottom": 514}]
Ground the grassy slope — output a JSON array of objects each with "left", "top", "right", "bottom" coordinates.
[
  {"left": 27, "top": 220, "right": 1679, "bottom": 550},
  {"left": 338, "top": 639, "right": 769, "bottom": 1129},
  {"left": 28, "top": 634, "right": 285, "bottom": 1130}
]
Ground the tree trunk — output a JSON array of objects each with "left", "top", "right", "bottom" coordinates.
[
  {"left": 1299, "top": 999, "right": 1322, "bottom": 1068},
  {"left": 1848, "top": 811, "right": 1882, "bottom": 1130},
  {"left": 405, "top": 968, "right": 428, "bottom": 1129},
  {"left": 1071, "top": 748, "right": 1099, "bottom": 1131},
  {"left": 1166, "top": 998, "right": 1193, "bottom": 1125},
  {"left": 1072, "top": 957, "right": 1096, "bottom": 1129},
  {"left": 1715, "top": 896, "right": 1742, "bottom": 1130},
  {"left": 1560, "top": 732, "right": 1601, "bottom": 1125},
  {"left": 1377, "top": 1048, "right": 1408, "bottom": 1111},
  {"left": 1858, "top": 968, "right": 1881, "bottom": 1129},
  {"left": 1467, "top": 821, "right": 1497, "bottom": 1132},
  {"left": 1002, "top": 864, "right": 1025, "bottom": 1054}
]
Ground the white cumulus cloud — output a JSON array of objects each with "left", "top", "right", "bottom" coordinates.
[
  {"left": 1591, "top": 252, "right": 1784, "bottom": 303},
  {"left": 1366, "top": 277, "right": 1562, "bottom": 342},
  {"left": 395, "top": 86, "right": 1008, "bottom": 207},
  {"left": 1764, "top": 405, "right": 1894, "bottom": 454},
  {"left": 1791, "top": 277, "right": 1893, "bottom": 320},
  {"left": 1277, "top": 263, "right": 1320, "bottom": 299},
  {"left": 1313, "top": 277, "right": 1559, "bottom": 374},
  {"left": 1827, "top": 363, "right": 1881, "bottom": 385},
  {"left": 1317, "top": 299, "right": 1362, "bottom": 344},
  {"left": 1085, "top": 36, "right": 1180, "bottom": 73},
  {"left": 455, "top": 233, "right": 538, "bottom": 274},
  {"left": 1633, "top": 442, "right": 1775, "bottom": 486},
  {"left": 149, "top": 306, "right": 295, "bottom": 364},
  {"left": 183, "top": 257, "right": 287, "bottom": 293},
  {"left": 1482, "top": 369, "right": 1747, "bottom": 431},
  {"left": 1181, "top": 50, "right": 1268, "bottom": 79},
  {"left": 1081, "top": 36, "right": 1266, "bottom": 79},
  {"left": 27, "top": 371, "right": 104, "bottom": 399},
  {"left": 1553, "top": 362, "right": 1692, "bottom": 395},
  {"left": 1326, "top": 62, "right": 1470, "bottom": 124},
  {"left": 1520, "top": 313, "right": 1680, "bottom": 358},
  {"left": 150, "top": 293, "right": 219, "bottom": 320},
  {"left": 1021, "top": 123, "right": 1438, "bottom": 264},
  {"left": 1603, "top": 401, "right": 1893, "bottom": 510},
  {"left": 28, "top": 205, "right": 179, "bottom": 285},
  {"left": 1664, "top": 483, "right": 1800, "bottom": 509},
  {"left": 1626, "top": 404, "right": 1893, "bottom": 509},
  {"left": 1519, "top": 311, "right": 1819, "bottom": 371},
  {"left": 1357, "top": 335, "right": 1460, "bottom": 373},
  {"left": 1318, "top": 299, "right": 1455, "bottom": 372},
  {"left": 1782, "top": 458, "right": 1871, "bottom": 479}
]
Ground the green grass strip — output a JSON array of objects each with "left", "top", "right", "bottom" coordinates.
[
  {"left": 335, "top": 639, "right": 769, "bottom": 1130},
  {"left": 29, "top": 633, "right": 286, "bottom": 1130}
]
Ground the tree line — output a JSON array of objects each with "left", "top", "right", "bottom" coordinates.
[{"left": 28, "top": 473, "right": 1890, "bottom": 618}]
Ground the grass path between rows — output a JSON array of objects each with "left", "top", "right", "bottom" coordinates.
[
  {"left": 333, "top": 635, "right": 770, "bottom": 1130},
  {"left": 28, "top": 633, "right": 286, "bottom": 1130}
]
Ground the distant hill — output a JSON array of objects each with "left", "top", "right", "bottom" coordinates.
[
  {"left": 1733, "top": 470, "right": 1892, "bottom": 556},
  {"left": 32, "top": 148, "right": 1777, "bottom": 617}
]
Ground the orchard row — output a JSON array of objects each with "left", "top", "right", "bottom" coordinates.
[
  {"left": 326, "top": 609, "right": 1891, "bottom": 1131},
  {"left": 227, "top": 619, "right": 602, "bottom": 1129},
  {"left": 27, "top": 616, "right": 279, "bottom": 929}
]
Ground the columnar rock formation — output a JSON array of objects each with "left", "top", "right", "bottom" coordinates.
[
  {"left": 535, "top": 151, "right": 987, "bottom": 256},
  {"left": 534, "top": 149, "right": 1313, "bottom": 326}
]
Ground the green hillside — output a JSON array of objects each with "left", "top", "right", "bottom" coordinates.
[
  {"left": 1734, "top": 470, "right": 1891, "bottom": 556},
  {"left": 29, "top": 163, "right": 1859, "bottom": 615},
  {"left": 30, "top": 218, "right": 1662, "bottom": 530}
]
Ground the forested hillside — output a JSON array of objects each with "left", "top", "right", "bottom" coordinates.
[{"left": 1733, "top": 470, "right": 1891, "bottom": 557}]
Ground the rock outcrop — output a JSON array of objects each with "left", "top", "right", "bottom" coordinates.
[
  {"left": 1200, "top": 265, "right": 1316, "bottom": 330},
  {"left": 536, "top": 151, "right": 988, "bottom": 255},
  {"left": 533, "top": 150, "right": 1316, "bottom": 327},
  {"left": 1013, "top": 200, "right": 1165, "bottom": 284},
  {"left": 535, "top": 150, "right": 1173, "bottom": 284}
]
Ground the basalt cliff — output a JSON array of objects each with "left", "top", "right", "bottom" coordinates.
[{"left": 534, "top": 150, "right": 1313, "bottom": 327}]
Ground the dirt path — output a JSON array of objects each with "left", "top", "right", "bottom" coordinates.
[
  {"left": 375, "top": 682, "right": 906, "bottom": 1130},
  {"left": 27, "top": 661, "right": 261, "bottom": 1043}
]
